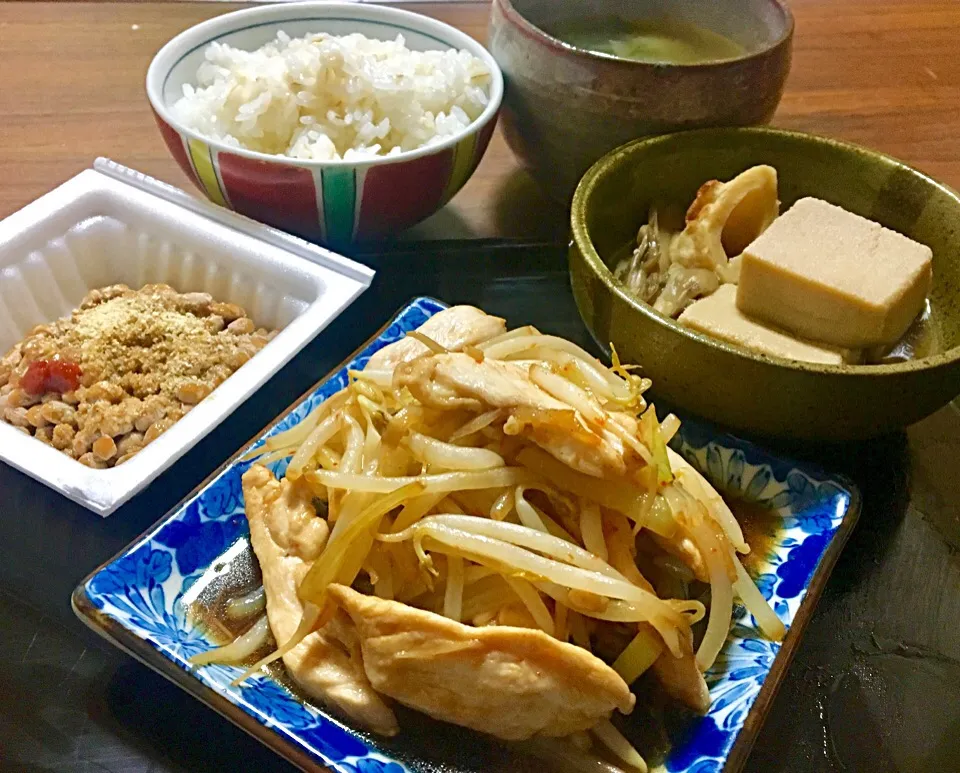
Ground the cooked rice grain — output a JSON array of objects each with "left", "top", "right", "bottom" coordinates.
[{"left": 173, "top": 31, "right": 491, "bottom": 161}]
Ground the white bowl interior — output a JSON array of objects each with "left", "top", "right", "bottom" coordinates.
[{"left": 0, "top": 186, "right": 317, "bottom": 353}]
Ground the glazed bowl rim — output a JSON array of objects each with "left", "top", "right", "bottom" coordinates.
[{"left": 494, "top": 0, "right": 794, "bottom": 69}]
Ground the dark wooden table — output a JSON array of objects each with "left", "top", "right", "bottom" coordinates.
[{"left": 1, "top": 2, "right": 959, "bottom": 773}]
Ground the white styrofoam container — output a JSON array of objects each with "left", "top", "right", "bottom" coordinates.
[{"left": 0, "top": 160, "right": 373, "bottom": 516}]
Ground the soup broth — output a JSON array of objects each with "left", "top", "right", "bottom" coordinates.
[{"left": 549, "top": 16, "right": 746, "bottom": 64}]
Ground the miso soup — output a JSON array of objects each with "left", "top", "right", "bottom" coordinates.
[{"left": 550, "top": 16, "right": 746, "bottom": 64}]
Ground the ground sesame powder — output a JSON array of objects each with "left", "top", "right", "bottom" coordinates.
[{"left": 0, "top": 283, "right": 279, "bottom": 468}]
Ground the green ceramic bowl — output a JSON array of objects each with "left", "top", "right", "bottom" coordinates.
[{"left": 570, "top": 127, "right": 960, "bottom": 440}]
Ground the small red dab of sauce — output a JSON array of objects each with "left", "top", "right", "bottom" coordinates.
[{"left": 20, "top": 357, "right": 82, "bottom": 396}]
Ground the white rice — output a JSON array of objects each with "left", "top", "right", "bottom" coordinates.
[{"left": 172, "top": 31, "right": 492, "bottom": 161}]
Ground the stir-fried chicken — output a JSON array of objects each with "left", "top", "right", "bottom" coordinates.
[
  {"left": 394, "top": 353, "right": 632, "bottom": 477},
  {"left": 651, "top": 531, "right": 708, "bottom": 584},
  {"left": 396, "top": 353, "right": 567, "bottom": 412},
  {"left": 652, "top": 647, "right": 711, "bottom": 713},
  {"left": 328, "top": 584, "right": 635, "bottom": 741},
  {"left": 366, "top": 305, "right": 506, "bottom": 372},
  {"left": 242, "top": 465, "right": 399, "bottom": 735},
  {"left": 217, "top": 304, "right": 783, "bottom": 768}
]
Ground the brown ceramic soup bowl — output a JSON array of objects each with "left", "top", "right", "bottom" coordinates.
[
  {"left": 489, "top": 0, "right": 793, "bottom": 201},
  {"left": 570, "top": 127, "right": 960, "bottom": 441}
]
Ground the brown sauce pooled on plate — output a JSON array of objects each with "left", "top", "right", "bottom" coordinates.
[
  {"left": 185, "top": 537, "right": 274, "bottom": 664},
  {"left": 728, "top": 496, "right": 783, "bottom": 575}
]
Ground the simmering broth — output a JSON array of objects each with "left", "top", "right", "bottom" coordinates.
[{"left": 609, "top": 236, "right": 942, "bottom": 365}]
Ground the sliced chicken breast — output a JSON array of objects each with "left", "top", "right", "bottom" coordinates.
[
  {"left": 365, "top": 306, "right": 507, "bottom": 373},
  {"left": 394, "top": 352, "right": 630, "bottom": 477},
  {"left": 328, "top": 584, "right": 635, "bottom": 741},
  {"left": 242, "top": 464, "right": 398, "bottom": 736},
  {"left": 652, "top": 648, "right": 711, "bottom": 714}
]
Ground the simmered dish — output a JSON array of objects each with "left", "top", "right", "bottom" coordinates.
[
  {"left": 192, "top": 306, "right": 785, "bottom": 772},
  {"left": 615, "top": 166, "right": 934, "bottom": 365},
  {"left": 0, "top": 284, "right": 278, "bottom": 468}
]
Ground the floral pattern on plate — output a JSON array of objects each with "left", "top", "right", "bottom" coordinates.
[{"left": 75, "top": 297, "right": 860, "bottom": 773}]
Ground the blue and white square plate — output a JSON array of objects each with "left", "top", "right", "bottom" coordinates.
[{"left": 73, "top": 297, "right": 861, "bottom": 773}]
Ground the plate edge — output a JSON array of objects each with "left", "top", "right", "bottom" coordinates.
[
  {"left": 70, "top": 586, "right": 328, "bottom": 773},
  {"left": 70, "top": 293, "right": 864, "bottom": 773},
  {"left": 720, "top": 477, "right": 863, "bottom": 773}
]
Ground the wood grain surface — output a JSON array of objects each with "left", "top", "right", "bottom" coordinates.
[
  {"left": 1, "top": 4, "right": 959, "bottom": 773},
  {"left": 0, "top": 0, "right": 958, "bottom": 241}
]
